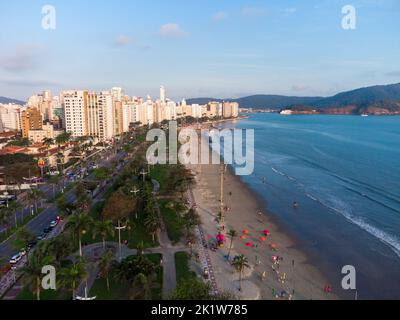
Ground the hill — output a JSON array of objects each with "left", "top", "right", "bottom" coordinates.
[
  {"left": 0, "top": 96, "right": 25, "bottom": 105},
  {"left": 187, "top": 95, "right": 322, "bottom": 109}
]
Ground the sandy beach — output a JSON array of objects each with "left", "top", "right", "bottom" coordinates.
[{"left": 186, "top": 126, "right": 338, "bottom": 300}]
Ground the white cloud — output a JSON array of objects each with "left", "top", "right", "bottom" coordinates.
[
  {"left": 0, "top": 45, "right": 42, "bottom": 73},
  {"left": 114, "top": 35, "right": 134, "bottom": 46},
  {"left": 159, "top": 23, "right": 188, "bottom": 38},
  {"left": 283, "top": 8, "right": 297, "bottom": 15},
  {"left": 212, "top": 11, "right": 228, "bottom": 22},
  {"left": 241, "top": 6, "right": 268, "bottom": 17}
]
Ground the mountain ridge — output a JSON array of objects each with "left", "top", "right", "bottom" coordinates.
[{"left": 0, "top": 96, "right": 25, "bottom": 105}]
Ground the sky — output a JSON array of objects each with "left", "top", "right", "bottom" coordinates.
[{"left": 0, "top": 0, "right": 399, "bottom": 101}]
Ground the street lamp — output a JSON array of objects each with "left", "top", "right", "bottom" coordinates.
[
  {"left": 130, "top": 187, "right": 140, "bottom": 219},
  {"left": 75, "top": 286, "right": 96, "bottom": 301},
  {"left": 140, "top": 168, "right": 148, "bottom": 182},
  {"left": 115, "top": 220, "right": 127, "bottom": 262}
]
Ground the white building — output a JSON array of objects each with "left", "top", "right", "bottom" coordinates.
[
  {"left": 0, "top": 104, "right": 23, "bottom": 132},
  {"left": 63, "top": 91, "right": 88, "bottom": 138},
  {"left": 160, "top": 86, "right": 166, "bottom": 103}
]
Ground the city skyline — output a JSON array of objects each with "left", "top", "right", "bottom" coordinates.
[{"left": 1, "top": 0, "right": 399, "bottom": 100}]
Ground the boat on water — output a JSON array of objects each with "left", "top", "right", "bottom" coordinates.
[{"left": 361, "top": 114, "right": 369, "bottom": 117}]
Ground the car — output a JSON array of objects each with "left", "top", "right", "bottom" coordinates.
[
  {"left": 37, "top": 234, "right": 46, "bottom": 241},
  {"left": 19, "top": 248, "right": 27, "bottom": 256},
  {"left": 43, "top": 227, "right": 52, "bottom": 234},
  {"left": 50, "top": 220, "right": 58, "bottom": 228},
  {"left": 9, "top": 253, "right": 22, "bottom": 265},
  {"left": 27, "top": 241, "right": 37, "bottom": 250}
]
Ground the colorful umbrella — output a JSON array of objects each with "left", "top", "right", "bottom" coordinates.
[
  {"left": 240, "top": 235, "right": 247, "bottom": 240},
  {"left": 260, "top": 236, "right": 266, "bottom": 242},
  {"left": 243, "top": 230, "right": 249, "bottom": 235},
  {"left": 263, "top": 230, "right": 270, "bottom": 236},
  {"left": 245, "top": 242, "right": 254, "bottom": 247}
]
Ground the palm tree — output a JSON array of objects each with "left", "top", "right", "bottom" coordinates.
[
  {"left": 56, "top": 152, "right": 65, "bottom": 173},
  {"left": 227, "top": 229, "right": 238, "bottom": 261},
  {"left": 130, "top": 273, "right": 157, "bottom": 300},
  {"left": 231, "top": 255, "right": 250, "bottom": 291},
  {"left": 55, "top": 132, "right": 72, "bottom": 150},
  {"left": 67, "top": 213, "right": 93, "bottom": 257},
  {"left": 19, "top": 243, "right": 55, "bottom": 300},
  {"left": 28, "top": 188, "right": 43, "bottom": 214},
  {"left": 98, "top": 250, "right": 115, "bottom": 292},
  {"left": 136, "top": 241, "right": 145, "bottom": 256},
  {"left": 144, "top": 214, "right": 161, "bottom": 242},
  {"left": 59, "top": 257, "right": 87, "bottom": 299},
  {"left": 7, "top": 201, "right": 22, "bottom": 228},
  {"left": 42, "top": 137, "right": 54, "bottom": 149},
  {"left": 14, "top": 227, "right": 36, "bottom": 249},
  {"left": 92, "top": 220, "right": 115, "bottom": 251}
]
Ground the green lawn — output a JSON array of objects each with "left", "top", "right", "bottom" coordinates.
[
  {"left": 89, "top": 275, "right": 130, "bottom": 300},
  {"left": 90, "top": 253, "right": 163, "bottom": 300},
  {"left": 150, "top": 165, "right": 168, "bottom": 192},
  {"left": 175, "top": 252, "right": 196, "bottom": 284},
  {"left": 159, "top": 200, "right": 184, "bottom": 244},
  {"left": 16, "top": 287, "right": 69, "bottom": 300}
]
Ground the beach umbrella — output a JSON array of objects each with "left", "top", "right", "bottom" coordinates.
[
  {"left": 260, "top": 236, "right": 266, "bottom": 242},
  {"left": 240, "top": 235, "right": 247, "bottom": 240},
  {"left": 245, "top": 242, "right": 254, "bottom": 247},
  {"left": 270, "top": 243, "right": 278, "bottom": 250},
  {"left": 263, "top": 230, "right": 270, "bottom": 236},
  {"left": 243, "top": 230, "right": 249, "bottom": 235}
]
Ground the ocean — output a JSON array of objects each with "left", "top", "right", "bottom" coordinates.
[{"left": 221, "top": 113, "right": 400, "bottom": 299}]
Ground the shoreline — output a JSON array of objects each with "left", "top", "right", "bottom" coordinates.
[{"left": 186, "top": 122, "right": 338, "bottom": 299}]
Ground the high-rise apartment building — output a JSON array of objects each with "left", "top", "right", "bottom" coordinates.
[
  {"left": 0, "top": 104, "right": 23, "bottom": 132},
  {"left": 63, "top": 91, "right": 88, "bottom": 138},
  {"left": 87, "top": 91, "right": 114, "bottom": 141},
  {"left": 21, "top": 107, "right": 42, "bottom": 138}
]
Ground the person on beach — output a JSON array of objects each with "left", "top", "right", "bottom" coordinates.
[{"left": 262, "top": 271, "right": 267, "bottom": 281}]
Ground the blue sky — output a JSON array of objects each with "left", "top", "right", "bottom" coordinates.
[{"left": 0, "top": 0, "right": 399, "bottom": 100}]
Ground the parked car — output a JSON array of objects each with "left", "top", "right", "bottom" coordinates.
[
  {"left": 19, "top": 248, "right": 27, "bottom": 256},
  {"left": 9, "top": 253, "right": 22, "bottom": 265},
  {"left": 37, "top": 234, "right": 46, "bottom": 241},
  {"left": 50, "top": 220, "right": 58, "bottom": 228},
  {"left": 43, "top": 227, "right": 52, "bottom": 234},
  {"left": 27, "top": 241, "right": 37, "bottom": 250}
]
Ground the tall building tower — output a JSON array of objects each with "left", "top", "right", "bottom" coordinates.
[
  {"left": 86, "top": 91, "right": 114, "bottom": 141},
  {"left": 21, "top": 107, "right": 42, "bottom": 138},
  {"left": 160, "top": 86, "right": 166, "bottom": 103},
  {"left": 63, "top": 91, "right": 88, "bottom": 138}
]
